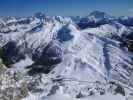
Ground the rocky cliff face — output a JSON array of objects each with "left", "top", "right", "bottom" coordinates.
[{"left": 0, "top": 59, "right": 29, "bottom": 100}]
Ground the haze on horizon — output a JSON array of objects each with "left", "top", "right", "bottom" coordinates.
[{"left": 0, "top": 0, "right": 133, "bottom": 17}]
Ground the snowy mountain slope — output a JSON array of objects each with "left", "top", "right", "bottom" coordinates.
[
  {"left": 81, "top": 22, "right": 132, "bottom": 37},
  {"left": 24, "top": 20, "right": 133, "bottom": 99},
  {"left": 41, "top": 27, "right": 133, "bottom": 98},
  {"left": 0, "top": 11, "right": 133, "bottom": 100},
  {"left": 118, "top": 16, "right": 133, "bottom": 27}
]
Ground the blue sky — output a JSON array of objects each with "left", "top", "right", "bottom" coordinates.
[{"left": 0, "top": 0, "right": 133, "bottom": 16}]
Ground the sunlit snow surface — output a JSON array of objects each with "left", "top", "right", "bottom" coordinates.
[
  {"left": 23, "top": 93, "right": 125, "bottom": 100},
  {"left": 0, "top": 12, "right": 133, "bottom": 100}
]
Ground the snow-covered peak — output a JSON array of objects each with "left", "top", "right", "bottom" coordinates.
[
  {"left": 86, "top": 11, "right": 115, "bottom": 23},
  {"left": 52, "top": 16, "right": 72, "bottom": 24},
  {"left": 34, "top": 12, "right": 47, "bottom": 19},
  {"left": 89, "top": 10, "right": 111, "bottom": 19},
  {"left": 118, "top": 16, "right": 133, "bottom": 26},
  {"left": 75, "top": 11, "right": 117, "bottom": 29}
]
